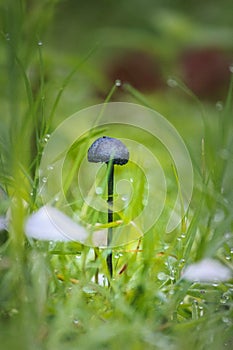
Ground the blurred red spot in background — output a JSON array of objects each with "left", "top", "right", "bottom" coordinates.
[
  {"left": 106, "top": 50, "right": 164, "bottom": 92},
  {"left": 180, "top": 48, "right": 232, "bottom": 99}
]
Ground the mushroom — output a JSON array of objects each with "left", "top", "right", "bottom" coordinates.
[{"left": 88, "top": 136, "right": 129, "bottom": 277}]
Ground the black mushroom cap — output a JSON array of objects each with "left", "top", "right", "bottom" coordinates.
[{"left": 88, "top": 136, "right": 129, "bottom": 165}]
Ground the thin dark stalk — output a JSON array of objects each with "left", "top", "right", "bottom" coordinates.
[{"left": 107, "top": 161, "right": 114, "bottom": 277}]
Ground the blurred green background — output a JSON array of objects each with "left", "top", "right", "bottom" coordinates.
[{"left": 1, "top": 0, "right": 232, "bottom": 123}]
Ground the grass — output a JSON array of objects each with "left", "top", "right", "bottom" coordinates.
[{"left": 0, "top": 1, "right": 233, "bottom": 349}]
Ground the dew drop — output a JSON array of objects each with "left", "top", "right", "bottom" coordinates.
[
  {"left": 222, "top": 317, "right": 230, "bottom": 324},
  {"left": 73, "top": 319, "right": 79, "bottom": 325},
  {"left": 95, "top": 187, "right": 103, "bottom": 195},
  {"left": 216, "top": 101, "right": 223, "bottom": 111},
  {"left": 179, "top": 258, "right": 185, "bottom": 267},
  {"left": 5, "top": 33, "right": 10, "bottom": 41},
  {"left": 157, "top": 272, "right": 167, "bottom": 281},
  {"left": 225, "top": 255, "right": 231, "bottom": 261},
  {"left": 230, "top": 248, "right": 233, "bottom": 254},
  {"left": 41, "top": 136, "right": 49, "bottom": 144},
  {"left": 199, "top": 305, "right": 204, "bottom": 317},
  {"left": 142, "top": 198, "right": 148, "bottom": 206},
  {"left": 130, "top": 178, "right": 134, "bottom": 183},
  {"left": 121, "top": 195, "right": 128, "bottom": 202},
  {"left": 212, "top": 282, "right": 219, "bottom": 287},
  {"left": 220, "top": 293, "right": 229, "bottom": 304},
  {"left": 47, "top": 165, "right": 54, "bottom": 171},
  {"left": 42, "top": 177, "right": 47, "bottom": 183},
  {"left": 224, "top": 232, "right": 233, "bottom": 240},
  {"left": 167, "top": 78, "right": 178, "bottom": 88},
  {"left": 115, "top": 79, "right": 122, "bottom": 87},
  {"left": 38, "top": 41, "right": 43, "bottom": 46},
  {"left": 49, "top": 241, "right": 55, "bottom": 248},
  {"left": 54, "top": 195, "right": 60, "bottom": 202},
  {"left": 83, "top": 286, "right": 96, "bottom": 294},
  {"left": 181, "top": 233, "right": 186, "bottom": 239},
  {"left": 229, "top": 64, "right": 233, "bottom": 73}
]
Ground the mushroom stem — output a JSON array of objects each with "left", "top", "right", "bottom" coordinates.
[
  {"left": 106, "top": 161, "right": 114, "bottom": 277},
  {"left": 87, "top": 136, "right": 129, "bottom": 281}
]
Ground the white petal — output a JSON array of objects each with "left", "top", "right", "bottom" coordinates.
[
  {"left": 182, "top": 258, "right": 232, "bottom": 282},
  {"left": 25, "top": 205, "right": 88, "bottom": 243},
  {"left": 25, "top": 205, "right": 109, "bottom": 247}
]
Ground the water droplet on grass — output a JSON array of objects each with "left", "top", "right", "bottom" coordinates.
[
  {"left": 115, "top": 79, "right": 122, "bottom": 87},
  {"left": 121, "top": 195, "right": 128, "bottom": 201},
  {"left": 47, "top": 165, "right": 54, "bottom": 171},
  {"left": 38, "top": 41, "right": 43, "bottom": 46},
  {"left": 222, "top": 317, "right": 230, "bottom": 324},
  {"left": 199, "top": 306, "right": 204, "bottom": 317},
  {"left": 42, "top": 177, "right": 47, "bottom": 183},
  {"left": 167, "top": 78, "right": 178, "bottom": 88},
  {"left": 212, "top": 282, "right": 219, "bottom": 287},
  {"left": 83, "top": 285, "right": 96, "bottom": 294},
  {"left": 224, "top": 232, "right": 233, "bottom": 240},
  {"left": 216, "top": 101, "right": 223, "bottom": 111},
  {"left": 54, "top": 195, "right": 60, "bottom": 202},
  {"left": 220, "top": 293, "right": 229, "bottom": 304},
  {"left": 179, "top": 258, "right": 185, "bottom": 267},
  {"left": 229, "top": 64, "right": 233, "bottom": 73},
  {"left": 157, "top": 272, "right": 167, "bottom": 281},
  {"left": 95, "top": 187, "right": 103, "bottom": 195}
]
